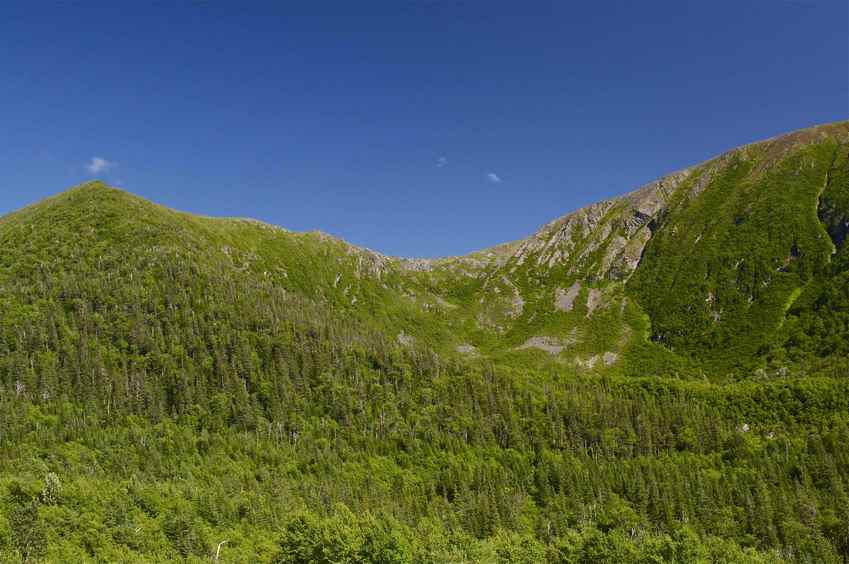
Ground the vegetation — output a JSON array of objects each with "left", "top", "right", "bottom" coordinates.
[
  {"left": 629, "top": 136, "right": 846, "bottom": 372},
  {"left": 0, "top": 121, "right": 846, "bottom": 561}
]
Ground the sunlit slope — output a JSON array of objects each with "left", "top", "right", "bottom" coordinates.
[
  {"left": 0, "top": 184, "right": 463, "bottom": 415},
  {"left": 0, "top": 122, "right": 848, "bottom": 562},
  {"left": 0, "top": 120, "right": 846, "bottom": 399},
  {"left": 408, "top": 121, "right": 849, "bottom": 375}
]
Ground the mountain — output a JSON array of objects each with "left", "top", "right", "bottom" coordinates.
[
  {"left": 0, "top": 121, "right": 847, "bottom": 562},
  {"left": 406, "top": 121, "right": 849, "bottom": 375}
]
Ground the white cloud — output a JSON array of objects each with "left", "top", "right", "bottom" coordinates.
[
  {"left": 487, "top": 172, "right": 502, "bottom": 184},
  {"left": 436, "top": 156, "right": 448, "bottom": 168},
  {"left": 86, "top": 156, "right": 114, "bottom": 175}
]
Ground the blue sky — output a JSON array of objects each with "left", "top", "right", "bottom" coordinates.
[{"left": 1, "top": 2, "right": 846, "bottom": 257}]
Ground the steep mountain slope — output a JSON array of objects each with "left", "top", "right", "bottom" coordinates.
[
  {"left": 0, "top": 121, "right": 847, "bottom": 562},
  {"left": 404, "top": 120, "right": 848, "bottom": 377},
  {"left": 630, "top": 123, "right": 848, "bottom": 371}
]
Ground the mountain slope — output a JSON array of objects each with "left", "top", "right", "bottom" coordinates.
[
  {"left": 0, "top": 121, "right": 847, "bottom": 562},
  {"left": 8, "top": 121, "right": 844, "bottom": 384},
  {"left": 402, "top": 120, "right": 849, "bottom": 376},
  {"left": 630, "top": 122, "right": 848, "bottom": 370}
]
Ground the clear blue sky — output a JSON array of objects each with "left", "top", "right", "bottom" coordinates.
[{"left": 1, "top": 1, "right": 846, "bottom": 257}]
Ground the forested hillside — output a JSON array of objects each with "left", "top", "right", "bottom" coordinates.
[{"left": 0, "top": 121, "right": 847, "bottom": 562}]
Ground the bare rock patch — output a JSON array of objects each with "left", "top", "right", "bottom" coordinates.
[
  {"left": 555, "top": 282, "right": 582, "bottom": 312},
  {"left": 397, "top": 331, "right": 415, "bottom": 347},
  {"left": 603, "top": 352, "right": 618, "bottom": 366},
  {"left": 516, "top": 334, "right": 577, "bottom": 355},
  {"left": 586, "top": 289, "right": 604, "bottom": 317}
]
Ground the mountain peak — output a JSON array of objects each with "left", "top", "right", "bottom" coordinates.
[
  {"left": 64, "top": 181, "right": 138, "bottom": 200},
  {"left": 0, "top": 122, "right": 847, "bottom": 561}
]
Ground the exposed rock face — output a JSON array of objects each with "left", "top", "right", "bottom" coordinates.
[
  {"left": 509, "top": 200, "right": 617, "bottom": 273},
  {"left": 401, "top": 161, "right": 697, "bottom": 306},
  {"left": 502, "top": 276, "right": 525, "bottom": 318},
  {"left": 555, "top": 282, "right": 582, "bottom": 312},
  {"left": 576, "top": 352, "right": 618, "bottom": 368},
  {"left": 625, "top": 169, "right": 690, "bottom": 219},
  {"left": 402, "top": 165, "right": 698, "bottom": 351},
  {"left": 353, "top": 251, "right": 392, "bottom": 279},
  {"left": 516, "top": 334, "right": 576, "bottom": 355},
  {"left": 599, "top": 236, "right": 628, "bottom": 277},
  {"left": 463, "top": 167, "right": 694, "bottom": 286},
  {"left": 400, "top": 258, "right": 435, "bottom": 272},
  {"left": 586, "top": 288, "right": 603, "bottom": 317},
  {"left": 393, "top": 126, "right": 849, "bottom": 366},
  {"left": 578, "top": 355, "right": 600, "bottom": 369}
]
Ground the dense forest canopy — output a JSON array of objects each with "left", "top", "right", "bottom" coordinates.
[{"left": 0, "top": 121, "right": 847, "bottom": 562}]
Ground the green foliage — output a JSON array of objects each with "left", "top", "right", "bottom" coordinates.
[
  {"left": 777, "top": 145, "right": 849, "bottom": 373},
  {"left": 5, "top": 482, "right": 47, "bottom": 562},
  {"left": 0, "top": 122, "right": 845, "bottom": 561},
  {"left": 273, "top": 507, "right": 411, "bottom": 564},
  {"left": 629, "top": 139, "right": 846, "bottom": 371}
]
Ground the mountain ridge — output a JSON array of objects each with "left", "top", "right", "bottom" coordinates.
[
  {"left": 1, "top": 120, "right": 848, "bottom": 562},
  {"left": 4, "top": 119, "right": 847, "bottom": 374},
  {"left": 401, "top": 119, "right": 848, "bottom": 264},
  {"left": 21, "top": 120, "right": 844, "bottom": 268}
]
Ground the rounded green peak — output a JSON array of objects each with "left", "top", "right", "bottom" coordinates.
[{"left": 68, "top": 180, "right": 123, "bottom": 194}]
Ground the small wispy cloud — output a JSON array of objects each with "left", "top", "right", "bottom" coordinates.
[
  {"left": 436, "top": 156, "right": 448, "bottom": 168},
  {"left": 86, "top": 156, "right": 114, "bottom": 175},
  {"left": 486, "top": 172, "right": 502, "bottom": 184}
]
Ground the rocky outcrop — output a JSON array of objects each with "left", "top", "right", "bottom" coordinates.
[
  {"left": 396, "top": 331, "right": 415, "bottom": 347},
  {"left": 481, "top": 168, "right": 693, "bottom": 284},
  {"left": 586, "top": 288, "right": 603, "bottom": 317},
  {"left": 555, "top": 282, "right": 582, "bottom": 312},
  {"left": 502, "top": 276, "right": 525, "bottom": 318},
  {"left": 516, "top": 336, "right": 572, "bottom": 355}
]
